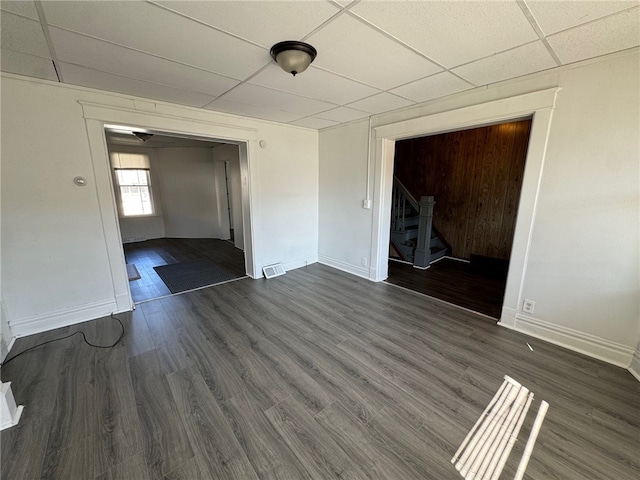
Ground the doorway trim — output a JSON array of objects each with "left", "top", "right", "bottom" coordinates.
[
  {"left": 80, "top": 101, "right": 258, "bottom": 313},
  {"left": 369, "top": 88, "right": 561, "bottom": 326}
]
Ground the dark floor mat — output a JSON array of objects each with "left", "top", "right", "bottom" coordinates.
[{"left": 154, "top": 259, "right": 244, "bottom": 294}]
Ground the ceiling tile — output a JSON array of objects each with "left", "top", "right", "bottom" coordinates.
[
  {"left": 526, "top": 0, "right": 638, "bottom": 35},
  {"left": 306, "top": 14, "right": 442, "bottom": 90},
  {"left": 49, "top": 27, "right": 239, "bottom": 97},
  {"left": 221, "top": 83, "right": 336, "bottom": 116},
  {"left": 204, "top": 98, "right": 302, "bottom": 124},
  {"left": 390, "top": 72, "right": 475, "bottom": 103},
  {"left": 346, "top": 92, "right": 414, "bottom": 115},
  {"left": 41, "top": 1, "right": 268, "bottom": 79},
  {"left": 0, "top": 1, "right": 39, "bottom": 20},
  {"left": 547, "top": 8, "right": 640, "bottom": 64},
  {"left": 153, "top": 0, "right": 340, "bottom": 48},
  {"left": 1, "top": 1, "right": 635, "bottom": 128},
  {"left": 452, "top": 41, "right": 558, "bottom": 86},
  {"left": 1, "top": 12, "right": 50, "bottom": 58},
  {"left": 249, "top": 64, "right": 380, "bottom": 105},
  {"left": 317, "top": 106, "right": 370, "bottom": 123},
  {"left": 1, "top": 48, "right": 58, "bottom": 81},
  {"left": 58, "top": 63, "right": 216, "bottom": 107},
  {"left": 351, "top": 1, "right": 538, "bottom": 68},
  {"left": 290, "top": 117, "right": 339, "bottom": 129}
]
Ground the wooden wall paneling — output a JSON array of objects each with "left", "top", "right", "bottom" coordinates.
[
  {"left": 488, "top": 123, "right": 516, "bottom": 258},
  {"left": 463, "top": 128, "right": 483, "bottom": 259},
  {"left": 470, "top": 126, "right": 490, "bottom": 258},
  {"left": 447, "top": 131, "right": 468, "bottom": 258},
  {"left": 498, "top": 120, "right": 531, "bottom": 257},
  {"left": 393, "top": 119, "right": 531, "bottom": 261}
]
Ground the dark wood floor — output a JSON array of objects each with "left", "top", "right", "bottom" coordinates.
[
  {"left": 1, "top": 264, "right": 638, "bottom": 479},
  {"left": 386, "top": 258, "right": 508, "bottom": 318},
  {"left": 124, "top": 238, "right": 246, "bottom": 302}
]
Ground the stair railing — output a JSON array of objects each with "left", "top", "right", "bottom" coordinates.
[
  {"left": 391, "top": 177, "right": 438, "bottom": 267},
  {"left": 391, "top": 178, "right": 419, "bottom": 232},
  {"left": 414, "top": 195, "right": 436, "bottom": 268}
]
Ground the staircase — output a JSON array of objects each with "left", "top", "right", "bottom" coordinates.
[{"left": 390, "top": 178, "right": 448, "bottom": 267}]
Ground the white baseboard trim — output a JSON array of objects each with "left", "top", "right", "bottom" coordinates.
[
  {"left": 282, "top": 255, "right": 318, "bottom": 274},
  {"left": 0, "top": 339, "right": 8, "bottom": 363},
  {"left": 628, "top": 346, "right": 640, "bottom": 382},
  {"left": 318, "top": 255, "right": 370, "bottom": 280},
  {"left": 9, "top": 299, "right": 131, "bottom": 338},
  {"left": 499, "top": 312, "right": 634, "bottom": 368},
  {"left": 6, "top": 336, "right": 17, "bottom": 357}
]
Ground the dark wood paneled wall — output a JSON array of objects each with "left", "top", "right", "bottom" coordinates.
[{"left": 394, "top": 119, "right": 531, "bottom": 260}]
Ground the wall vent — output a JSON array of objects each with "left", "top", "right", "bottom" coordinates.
[{"left": 263, "top": 264, "right": 285, "bottom": 279}]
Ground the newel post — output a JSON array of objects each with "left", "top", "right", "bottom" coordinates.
[{"left": 414, "top": 196, "right": 435, "bottom": 268}]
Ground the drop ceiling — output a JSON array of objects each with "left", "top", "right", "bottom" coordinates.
[{"left": 1, "top": 1, "right": 638, "bottom": 129}]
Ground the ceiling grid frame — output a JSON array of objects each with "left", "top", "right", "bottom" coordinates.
[{"left": 0, "top": 0, "right": 637, "bottom": 128}]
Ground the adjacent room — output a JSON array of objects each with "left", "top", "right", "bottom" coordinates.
[
  {"left": 1, "top": 1, "right": 638, "bottom": 479},
  {"left": 386, "top": 119, "right": 531, "bottom": 319},
  {"left": 105, "top": 127, "right": 247, "bottom": 302}
]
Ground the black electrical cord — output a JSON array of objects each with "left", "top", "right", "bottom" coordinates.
[{"left": 1, "top": 314, "right": 125, "bottom": 367}]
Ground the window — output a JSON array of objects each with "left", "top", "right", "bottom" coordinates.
[
  {"left": 110, "top": 152, "right": 154, "bottom": 216},
  {"left": 115, "top": 168, "right": 153, "bottom": 216}
]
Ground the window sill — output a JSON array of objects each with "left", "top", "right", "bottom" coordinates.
[{"left": 119, "top": 213, "right": 162, "bottom": 219}]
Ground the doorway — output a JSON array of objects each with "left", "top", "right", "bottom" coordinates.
[
  {"left": 369, "top": 88, "right": 560, "bottom": 328},
  {"left": 386, "top": 119, "right": 532, "bottom": 319},
  {"left": 105, "top": 127, "right": 247, "bottom": 303},
  {"left": 83, "top": 101, "right": 259, "bottom": 315}
]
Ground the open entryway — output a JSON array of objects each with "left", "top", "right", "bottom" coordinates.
[
  {"left": 105, "top": 127, "right": 247, "bottom": 303},
  {"left": 369, "top": 88, "right": 560, "bottom": 328},
  {"left": 386, "top": 119, "right": 532, "bottom": 319}
]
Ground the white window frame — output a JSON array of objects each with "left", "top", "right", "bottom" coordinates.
[{"left": 113, "top": 167, "right": 155, "bottom": 217}]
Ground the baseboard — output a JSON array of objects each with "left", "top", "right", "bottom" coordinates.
[
  {"left": 281, "top": 255, "right": 319, "bottom": 274},
  {"left": 318, "top": 255, "right": 370, "bottom": 280},
  {"left": 0, "top": 338, "right": 8, "bottom": 364},
  {"left": 9, "top": 300, "right": 131, "bottom": 338},
  {"left": 629, "top": 346, "right": 640, "bottom": 382},
  {"left": 499, "top": 312, "right": 634, "bottom": 368}
]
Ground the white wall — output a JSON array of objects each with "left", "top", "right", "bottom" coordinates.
[
  {"left": 1, "top": 74, "right": 318, "bottom": 337},
  {"left": 106, "top": 144, "right": 166, "bottom": 242},
  {"left": 0, "top": 303, "right": 11, "bottom": 362},
  {"left": 213, "top": 144, "right": 244, "bottom": 250},
  {"left": 254, "top": 123, "right": 319, "bottom": 270},
  {"left": 0, "top": 152, "right": 14, "bottom": 359},
  {"left": 319, "top": 120, "right": 372, "bottom": 277},
  {"left": 154, "top": 147, "right": 224, "bottom": 239},
  {"left": 319, "top": 50, "right": 640, "bottom": 367},
  {"left": 519, "top": 54, "right": 639, "bottom": 356}
]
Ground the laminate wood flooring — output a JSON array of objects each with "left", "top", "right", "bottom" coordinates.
[
  {"left": 386, "top": 258, "right": 508, "bottom": 318},
  {"left": 124, "top": 238, "right": 246, "bottom": 303},
  {"left": 2, "top": 264, "right": 638, "bottom": 479}
]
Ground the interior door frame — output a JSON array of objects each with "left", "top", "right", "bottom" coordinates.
[
  {"left": 81, "top": 101, "right": 259, "bottom": 312},
  {"left": 369, "top": 88, "right": 561, "bottom": 327}
]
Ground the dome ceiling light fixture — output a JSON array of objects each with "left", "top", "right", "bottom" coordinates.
[{"left": 270, "top": 41, "right": 317, "bottom": 77}]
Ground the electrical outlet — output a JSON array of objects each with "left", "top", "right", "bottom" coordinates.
[
  {"left": 522, "top": 298, "right": 535, "bottom": 314},
  {"left": 361, "top": 257, "right": 368, "bottom": 267},
  {"left": 363, "top": 199, "right": 372, "bottom": 209}
]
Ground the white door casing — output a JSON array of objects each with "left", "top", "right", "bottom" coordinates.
[
  {"left": 369, "top": 88, "right": 561, "bottom": 326},
  {"left": 81, "top": 101, "right": 259, "bottom": 311}
]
